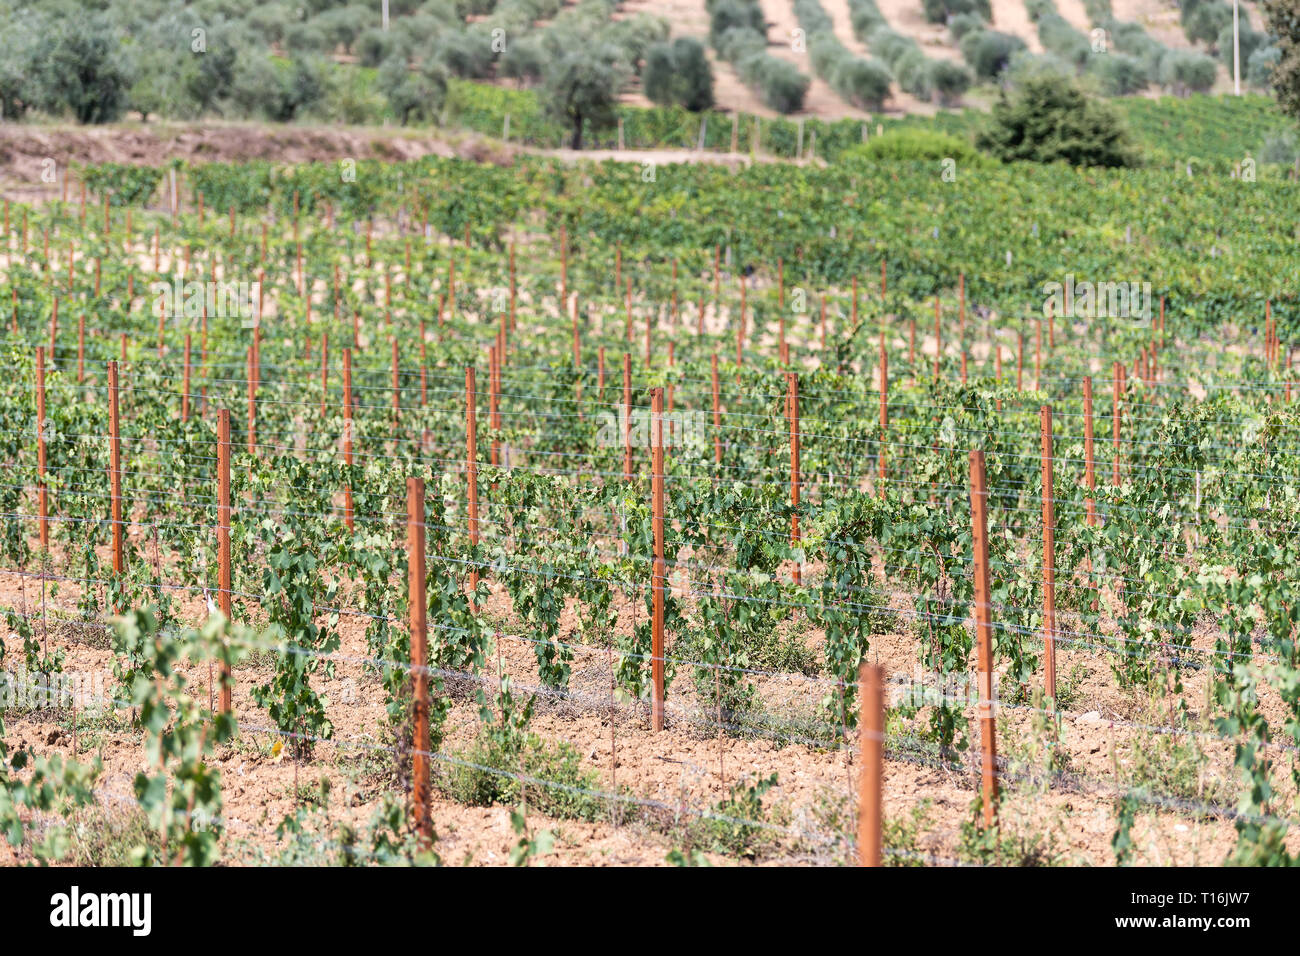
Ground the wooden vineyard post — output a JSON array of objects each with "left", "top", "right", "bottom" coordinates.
[
  {"left": 217, "top": 409, "right": 233, "bottom": 714},
  {"left": 711, "top": 352, "right": 722, "bottom": 465},
  {"left": 623, "top": 353, "right": 633, "bottom": 479},
  {"left": 1040, "top": 405, "right": 1057, "bottom": 704},
  {"left": 650, "top": 387, "right": 666, "bottom": 732},
  {"left": 858, "top": 663, "right": 884, "bottom": 868},
  {"left": 108, "top": 361, "right": 124, "bottom": 580},
  {"left": 407, "top": 476, "right": 433, "bottom": 847},
  {"left": 466, "top": 366, "right": 480, "bottom": 596},
  {"left": 968, "top": 449, "right": 999, "bottom": 826},
  {"left": 343, "top": 348, "right": 354, "bottom": 531},
  {"left": 181, "top": 334, "right": 192, "bottom": 422},
  {"left": 788, "top": 373, "right": 801, "bottom": 586},
  {"left": 879, "top": 333, "right": 888, "bottom": 497},
  {"left": 1083, "top": 377, "right": 1096, "bottom": 526},
  {"left": 1112, "top": 361, "right": 1121, "bottom": 486},
  {"left": 36, "top": 347, "right": 48, "bottom": 549}
]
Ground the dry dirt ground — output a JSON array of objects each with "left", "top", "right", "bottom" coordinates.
[
  {"left": 0, "top": 123, "right": 518, "bottom": 201},
  {"left": 0, "top": 122, "right": 794, "bottom": 204},
  {"left": 625, "top": 0, "right": 1270, "bottom": 116},
  {"left": 0, "top": 520, "right": 1283, "bottom": 867},
  {"left": 1, "top": 298, "right": 1294, "bottom": 866}
]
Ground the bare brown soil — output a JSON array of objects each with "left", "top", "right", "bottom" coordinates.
[
  {"left": 0, "top": 123, "right": 511, "bottom": 201},
  {"left": 1, "top": 381, "right": 1292, "bottom": 867}
]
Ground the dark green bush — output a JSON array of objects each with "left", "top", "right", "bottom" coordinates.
[{"left": 976, "top": 73, "right": 1139, "bottom": 166}]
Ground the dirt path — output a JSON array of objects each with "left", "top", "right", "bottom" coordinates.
[
  {"left": 872, "top": 0, "right": 967, "bottom": 61},
  {"left": 620, "top": 0, "right": 785, "bottom": 118},
  {"left": 1054, "top": 0, "right": 1096, "bottom": 33},
  {"left": 987, "top": 0, "right": 1046, "bottom": 52},
  {"left": 756, "top": 0, "right": 882, "bottom": 116},
  {"left": 0, "top": 121, "right": 506, "bottom": 193}
]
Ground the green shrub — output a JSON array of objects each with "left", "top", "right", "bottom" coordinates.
[
  {"left": 1184, "top": 0, "right": 1232, "bottom": 45},
  {"left": 834, "top": 56, "right": 894, "bottom": 109},
  {"left": 606, "top": 12, "right": 671, "bottom": 75},
  {"left": 1159, "top": 48, "right": 1218, "bottom": 96},
  {"left": 922, "top": 0, "right": 991, "bottom": 23},
  {"left": 500, "top": 36, "right": 546, "bottom": 86},
  {"left": 1005, "top": 51, "right": 1077, "bottom": 85},
  {"left": 848, "top": 1, "right": 886, "bottom": 37},
  {"left": 1247, "top": 45, "right": 1279, "bottom": 89},
  {"left": 1217, "top": 24, "right": 1266, "bottom": 69},
  {"left": 870, "top": 26, "right": 914, "bottom": 67},
  {"left": 961, "top": 29, "right": 1027, "bottom": 80},
  {"left": 1260, "top": 129, "right": 1297, "bottom": 165},
  {"left": 709, "top": 0, "right": 765, "bottom": 46},
  {"left": 378, "top": 54, "right": 449, "bottom": 124},
  {"left": 1088, "top": 51, "right": 1149, "bottom": 95},
  {"left": 436, "top": 26, "right": 497, "bottom": 79},
  {"left": 284, "top": 21, "right": 331, "bottom": 54},
  {"left": 28, "top": 14, "right": 132, "bottom": 123},
  {"left": 976, "top": 73, "right": 1139, "bottom": 166},
  {"left": 755, "top": 56, "right": 811, "bottom": 113},
  {"left": 949, "top": 12, "right": 985, "bottom": 39},
  {"left": 315, "top": 5, "right": 372, "bottom": 54},
  {"left": 842, "top": 127, "right": 985, "bottom": 164},
  {"left": 929, "top": 58, "right": 973, "bottom": 105},
  {"left": 643, "top": 36, "right": 715, "bottom": 111},
  {"left": 1037, "top": 12, "right": 1091, "bottom": 68},
  {"left": 356, "top": 28, "right": 397, "bottom": 67},
  {"left": 897, "top": 49, "right": 933, "bottom": 97},
  {"left": 542, "top": 47, "right": 631, "bottom": 148}
]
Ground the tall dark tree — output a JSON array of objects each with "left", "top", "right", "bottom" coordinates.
[{"left": 1263, "top": 0, "right": 1300, "bottom": 118}]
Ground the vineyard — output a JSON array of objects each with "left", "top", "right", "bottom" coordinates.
[{"left": 0, "top": 149, "right": 1299, "bottom": 868}]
